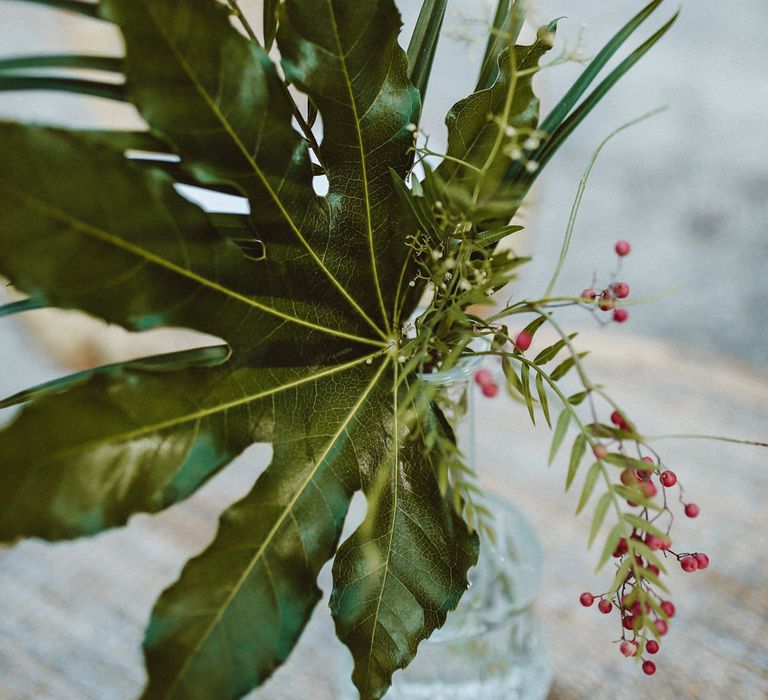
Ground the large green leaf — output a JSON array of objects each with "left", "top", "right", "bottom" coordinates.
[{"left": 0, "top": 1, "right": 468, "bottom": 697}]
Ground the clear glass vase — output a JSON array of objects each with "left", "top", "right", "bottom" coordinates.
[{"left": 335, "top": 354, "right": 552, "bottom": 700}]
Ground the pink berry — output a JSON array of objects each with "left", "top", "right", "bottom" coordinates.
[
  {"left": 684, "top": 503, "right": 700, "bottom": 518},
  {"left": 645, "top": 535, "right": 664, "bottom": 551},
  {"left": 580, "top": 592, "right": 594, "bottom": 607},
  {"left": 642, "top": 660, "right": 657, "bottom": 676},
  {"left": 615, "top": 240, "right": 631, "bottom": 256},
  {"left": 646, "top": 640, "right": 660, "bottom": 654},
  {"left": 598, "top": 599, "right": 613, "bottom": 614},
  {"left": 474, "top": 368, "right": 493, "bottom": 386},
  {"left": 621, "top": 468, "right": 639, "bottom": 486},
  {"left": 680, "top": 556, "right": 698, "bottom": 573},
  {"left": 660, "top": 470, "right": 677, "bottom": 487},
  {"left": 660, "top": 601, "right": 676, "bottom": 618},
  {"left": 610, "top": 410, "right": 626, "bottom": 428},
  {"left": 481, "top": 382, "right": 499, "bottom": 398},
  {"left": 641, "top": 481, "right": 657, "bottom": 499},
  {"left": 694, "top": 553, "right": 710, "bottom": 570},
  {"left": 612, "top": 282, "right": 630, "bottom": 298},
  {"left": 593, "top": 443, "right": 608, "bottom": 459},
  {"left": 613, "top": 308, "right": 629, "bottom": 323},
  {"left": 581, "top": 288, "right": 597, "bottom": 301},
  {"left": 515, "top": 330, "right": 532, "bottom": 351},
  {"left": 647, "top": 564, "right": 660, "bottom": 577},
  {"left": 620, "top": 640, "right": 638, "bottom": 657},
  {"left": 654, "top": 619, "right": 669, "bottom": 636}
]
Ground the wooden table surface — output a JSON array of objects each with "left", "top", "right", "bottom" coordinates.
[{"left": 1, "top": 331, "right": 767, "bottom": 700}]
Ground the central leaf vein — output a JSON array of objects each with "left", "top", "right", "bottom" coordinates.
[{"left": 326, "top": 0, "right": 391, "bottom": 336}]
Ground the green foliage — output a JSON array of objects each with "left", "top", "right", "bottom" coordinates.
[
  {"left": 407, "top": 0, "right": 447, "bottom": 102},
  {"left": 0, "top": 0, "right": 678, "bottom": 697}
]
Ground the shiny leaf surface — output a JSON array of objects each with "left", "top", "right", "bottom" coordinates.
[
  {"left": 142, "top": 359, "right": 392, "bottom": 699},
  {"left": 330, "top": 382, "right": 479, "bottom": 700}
]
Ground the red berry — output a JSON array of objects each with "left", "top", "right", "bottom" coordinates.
[
  {"left": 641, "top": 481, "right": 657, "bottom": 499},
  {"left": 612, "top": 282, "right": 630, "bottom": 298},
  {"left": 615, "top": 240, "right": 631, "bottom": 256},
  {"left": 613, "top": 308, "right": 629, "bottom": 323},
  {"left": 684, "top": 503, "right": 700, "bottom": 518},
  {"left": 580, "top": 592, "right": 595, "bottom": 607},
  {"left": 642, "top": 660, "right": 657, "bottom": 676},
  {"left": 581, "top": 288, "right": 597, "bottom": 301},
  {"left": 474, "top": 368, "right": 493, "bottom": 386},
  {"left": 646, "top": 535, "right": 664, "bottom": 551},
  {"left": 646, "top": 640, "right": 660, "bottom": 654},
  {"left": 694, "top": 553, "right": 710, "bottom": 570},
  {"left": 622, "top": 615, "right": 637, "bottom": 630},
  {"left": 610, "top": 410, "right": 626, "bottom": 428},
  {"left": 598, "top": 599, "right": 613, "bottom": 614},
  {"left": 646, "top": 564, "right": 661, "bottom": 577},
  {"left": 621, "top": 468, "right": 639, "bottom": 486},
  {"left": 660, "top": 601, "right": 676, "bottom": 618},
  {"left": 515, "top": 330, "right": 532, "bottom": 351},
  {"left": 593, "top": 443, "right": 608, "bottom": 459},
  {"left": 613, "top": 537, "right": 629, "bottom": 558},
  {"left": 620, "top": 640, "right": 638, "bottom": 657},
  {"left": 481, "top": 382, "right": 499, "bottom": 398},
  {"left": 680, "top": 556, "right": 698, "bottom": 573},
  {"left": 660, "top": 470, "right": 677, "bottom": 487},
  {"left": 655, "top": 619, "right": 669, "bottom": 636}
]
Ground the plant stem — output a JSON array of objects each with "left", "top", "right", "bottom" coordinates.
[{"left": 543, "top": 106, "right": 667, "bottom": 298}]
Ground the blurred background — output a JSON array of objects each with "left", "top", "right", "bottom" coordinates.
[{"left": 0, "top": 1, "right": 766, "bottom": 698}]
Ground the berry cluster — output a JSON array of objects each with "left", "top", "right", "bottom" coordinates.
[
  {"left": 475, "top": 331, "right": 532, "bottom": 399},
  {"left": 473, "top": 368, "right": 499, "bottom": 398},
  {"left": 580, "top": 240, "right": 633, "bottom": 324},
  {"left": 583, "top": 408, "right": 710, "bottom": 676}
]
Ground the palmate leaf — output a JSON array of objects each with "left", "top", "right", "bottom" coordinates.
[
  {"left": 0, "top": 0, "right": 470, "bottom": 698},
  {"left": 0, "top": 0, "right": 669, "bottom": 697}
]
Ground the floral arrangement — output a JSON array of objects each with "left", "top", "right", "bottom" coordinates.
[{"left": 0, "top": 1, "right": 763, "bottom": 698}]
